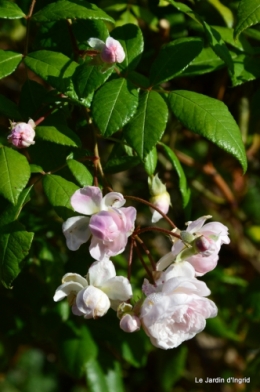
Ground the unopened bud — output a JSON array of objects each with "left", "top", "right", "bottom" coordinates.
[
  {"left": 120, "top": 313, "right": 141, "bottom": 333},
  {"left": 195, "top": 236, "right": 211, "bottom": 253},
  {"left": 148, "top": 174, "right": 171, "bottom": 223}
]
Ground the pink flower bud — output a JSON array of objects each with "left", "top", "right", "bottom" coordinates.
[
  {"left": 101, "top": 37, "right": 125, "bottom": 64},
  {"left": 8, "top": 119, "right": 35, "bottom": 149},
  {"left": 120, "top": 314, "right": 141, "bottom": 333},
  {"left": 87, "top": 37, "right": 125, "bottom": 64},
  {"left": 195, "top": 236, "right": 212, "bottom": 253},
  {"left": 148, "top": 174, "right": 171, "bottom": 223}
]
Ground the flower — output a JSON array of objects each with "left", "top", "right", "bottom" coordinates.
[
  {"left": 62, "top": 186, "right": 136, "bottom": 260},
  {"left": 87, "top": 37, "right": 125, "bottom": 64},
  {"left": 7, "top": 119, "right": 35, "bottom": 148},
  {"left": 53, "top": 259, "right": 133, "bottom": 318},
  {"left": 156, "top": 216, "right": 230, "bottom": 276},
  {"left": 140, "top": 264, "right": 217, "bottom": 349},
  {"left": 148, "top": 174, "right": 171, "bottom": 223}
]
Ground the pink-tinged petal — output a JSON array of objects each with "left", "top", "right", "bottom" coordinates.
[
  {"left": 89, "top": 234, "right": 127, "bottom": 261},
  {"left": 200, "top": 222, "right": 230, "bottom": 245},
  {"left": 186, "top": 215, "right": 212, "bottom": 234},
  {"left": 53, "top": 281, "right": 83, "bottom": 302},
  {"left": 171, "top": 240, "right": 185, "bottom": 258},
  {"left": 89, "top": 236, "right": 105, "bottom": 261},
  {"left": 89, "top": 210, "right": 122, "bottom": 241},
  {"left": 156, "top": 252, "right": 175, "bottom": 272},
  {"left": 187, "top": 253, "right": 219, "bottom": 276},
  {"left": 120, "top": 314, "right": 141, "bottom": 333},
  {"left": 101, "top": 276, "right": 132, "bottom": 302},
  {"left": 62, "top": 216, "right": 91, "bottom": 251},
  {"left": 87, "top": 37, "right": 106, "bottom": 50},
  {"left": 88, "top": 259, "right": 116, "bottom": 287},
  {"left": 70, "top": 186, "right": 102, "bottom": 215},
  {"left": 62, "top": 273, "right": 88, "bottom": 287},
  {"left": 142, "top": 278, "right": 158, "bottom": 296},
  {"left": 72, "top": 303, "right": 84, "bottom": 316},
  {"left": 159, "top": 262, "right": 196, "bottom": 283},
  {"left": 101, "top": 192, "right": 125, "bottom": 210},
  {"left": 150, "top": 192, "right": 171, "bottom": 223},
  {"left": 101, "top": 37, "right": 125, "bottom": 63},
  {"left": 120, "top": 207, "right": 137, "bottom": 234}
]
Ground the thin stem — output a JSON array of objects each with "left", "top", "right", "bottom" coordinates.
[
  {"left": 128, "top": 237, "right": 134, "bottom": 281},
  {"left": 34, "top": 108, "right": 56, "bottom": 126},
  {"left": 24, "top": 0, "right": 37, "bottom": 56},
  {"left": 66, "top": 19, "right": 79, "bottom": 61},
  {"left": 135, "top": 235, "right": 156, "bottom": 271},
  {"left": 133, "top": 241, "right": 155, "bottom": 284},
  {"left": 136, "top": 226, "right": 181, "bottom": 240},
  {"left": 124, "top": 195, "right": 176, "bottom": 228}
]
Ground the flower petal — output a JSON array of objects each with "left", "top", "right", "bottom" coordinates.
[
  {"left": 88, "top": 259, "right": 116, "bottom": 287},
  {"left": 101, "top": 276, "right": 132, "bottom": 302},
  {"left": 101, "top": 192, "right": 125, "bottom": 210},
  {"left": 87, "top": 37, "right": 106, "bottom": 50},
  {"left": 62, "top": 272, "right": 88, "bottom": 287},
  {"left": 53, "top": 281, "right": 83, "bottom": 302},
  {"left": 186, "top": 215, "right": 212, "bottom": 234},
  {"left": 76, "top": 286, "right": 110, "bottom": 318},
  {"left": 71, "top": 186, "right": 102, "bottom": 215},
  {"left": 62, "top": 216, "right": 91, "bottom": 251}
]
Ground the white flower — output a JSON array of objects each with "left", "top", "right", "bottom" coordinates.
[{"left": 54, "top": 259, "right": 133, "bottom": 319}]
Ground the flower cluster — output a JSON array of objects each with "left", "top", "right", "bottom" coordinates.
[{"left": 54, "top": 185, "right": 230, "bottom": 350}]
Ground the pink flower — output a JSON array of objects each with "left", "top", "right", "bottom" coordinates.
[
  {"left": 87, "top": 37, "right": 125, "bottom": 64},
  {"left": 140, "top": 265, "right": 217, "bottom": 349},
  {"left": 7, "top": 119, "right": 35, "bottom": 148},
  {"left": 62, "top": 186, "right": 136, "bottom": 260},
  {"left": 157, "top": 216, "right": 230, "bottom": 276}
]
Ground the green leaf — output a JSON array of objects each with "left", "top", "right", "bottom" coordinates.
[
  {"left": 202, "top": 22, "right": 234, "bottom": 74},
  {"left": 123, "top": 91, "right": 168, "bottom": 159},
  {"left": 149, "top": 38, "right": 203, "bottom": 86},
  {"left": 0, "top": 94, "right": 22, "bottom": 120},
  {"left": 207, "top": 0, "right": 234, "bottom": 28},
  {"left": 159, "top": 346, "right": 188, "bottom": 389},
  {"left": 143, "top": 147, "right": 157, "bottom": 176},
  {"left": 168, "top": 0, "right": 201, "bottom": 24},
  {"left": 36, "top": 125, "right": 81, "bottom": 147},
  {"left": 104, "top": 361, "right": 124, "bottom": 392},
  {"left": 206, "top": 316, "right": 240, "bottom": 341},
  {"left": 85, "top": 359, "right": 110, "bottom": 392},
  {"left": 19, "top": 79, "right": 48, "bottom": 119},
  {"left": 0, "top": 0, "right": 25, "bottom": 19},
  {"left": 0, "top": 50, "right": 23, "bottom": 79},
  {"left": 0, "top": 221, "right": 34, "bottom": 288},
  {"left": 181, "top": 47, "right": 226, "bottom": 77},
  {"left": 159, "top": 142, "right": 190, "bottom": 208},
  {"left": 104, "top": 156, "right": 140, "bottom": 173},
  {"left": 231, "top": 54, "right": 260, "bottom": 86},
  {"left": 42, "top": 174, "right": 79, "bottom": 220},
  {"left": 92, "top": 78, "right": 139, "bottom": 137},
  {"left": 73, "top": 62, "right": 113, "bottom": 98},
  {"left": 59, "top": 322, "right": 98, "bottom": 379},
  {"left": 32, "top": 0, "right": 114, "bottom": 23},
  {"left": 168, "top": 90, "right": 247, "bottom": 172},
  {"left": 111, "top": 24, "right": 144, "bottom": 71},
  {"left": 0, "top": 186, "right": 32, "bottom": 227},
  {"left": 0, "top": 146, "right": 30, "bottom": 204},
  {"left": 234, "top": 0, "right": 260, "bottom": 38},
  {"left": 24, "top": 51, "right": 80, "bottom": 102},
  {"left": 67, "top": 159, "right": 93, "bottom": 186}
]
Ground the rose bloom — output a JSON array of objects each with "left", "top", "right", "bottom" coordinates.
[
  {"left": 8, "top": 119, "right": 35, "bottom": 148},
  {"left": 87, "top": 37, "right": 125, "bottom": 64},
  {"left": 62, "top": 186, "right": 136, "bottom": 261},
  {"left": 140, "top": 263, "right": 217, "bottom": 349}
]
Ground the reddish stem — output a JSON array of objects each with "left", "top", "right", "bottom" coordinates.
[
  {"left": 134, "top": 235, "right": 156, "bottom": 271},
  {"left": 124, "top": 195, "right": 176, "bottom": 228},
  {"left": 136, "top": 226, "right": 181, "bottom": 240},
  {"left": 133, "top": 241, "right": 155, "bottom": 284}
]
